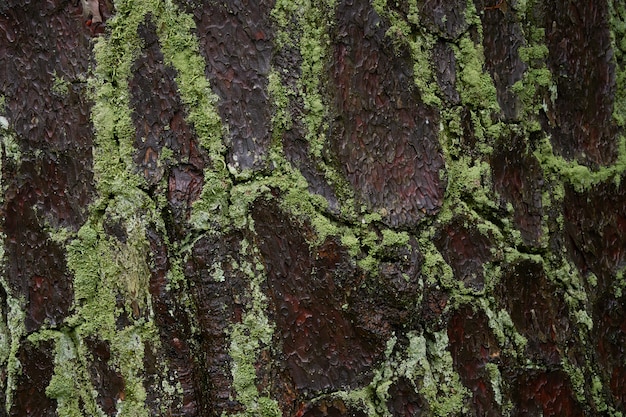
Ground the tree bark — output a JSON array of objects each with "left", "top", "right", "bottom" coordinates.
[{"left": 0, "top": 0, "right": 625, "bottom": 415}]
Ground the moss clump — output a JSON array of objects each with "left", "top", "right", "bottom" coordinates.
[
  {"left": 51, "top": 71, "right": 71, "bottom": 97},
  {"left": 455, "top": 36, "right": 499, "bottom": 114},
  {"left": 0, "top": 123, "right": 21, "bottom": 165},
  {"left": 480, "top": 298, "right": 527, "bottom": 358},
  {"left": 418, "top": 228, "right": 453, "bottom": 288},
  {"left": 267, "top": 70, "right": 293, "bottom": 136}
]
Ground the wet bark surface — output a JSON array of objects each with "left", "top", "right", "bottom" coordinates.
[
  {"left": 544, "top": 0, "right": 619, "bottom": 165},
  {"left": 330, "top": 0, "right": 445, "bottom": 227},
  {"left": 1, "top": 0, "right": 626, "bottom": 416}
]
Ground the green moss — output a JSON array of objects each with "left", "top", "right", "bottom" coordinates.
[
  {"left": 0, "top": 113, "right": 24, "bottom": 414},
  {"left": 40, "top": 330, "right": 106, "bottom": 417},
  {"left": 484, "top": 363, "right": 503, "bottom": 406},
  {"left": 330, "top": 329, "right": 469, "bottom": 417},
  {"left": 34, "top": 0, "right": 212, "bottom": 413},
  {"left": 61, "top": 218, "right": 155, "bottom": 415},
  {"left": 455, "top": 36, "right": 499, "bottom": 113},
  {"left": 0, "top": 292, "right": 26, "bottom": 414},
  {"left": 271, "top": 0, "right": 301, "bottom": 48},
  {"left": 0, "top": 124, "right": 21, "bottom": 164},
  {"left": 190, "top": 170, "right": 231, "bottom": 231},
  {"left": 381, "top": 229, "right": 409, "bottom": 247},
  {"left": 297, "top": 0, "right": 334, "bottom": 159},
  {"left": 507, "top": 14, "right": 553, "bottom": 133},
  {"left": 355, "top": 229, "right": 411, "bottom": 272},
  {"left": 436, "top": 151, "right": 498, "bottom": 229},
  {"left": 51, "top": 71, "right": 71, "bottom": 97},
  {"left": 517, "top": 44, "right": 549, "bottom": 63},
  {"left": 480, "top": 298, "right": 527, "bottom": 357},
  {"left": 534, "top": 136, "right": 626, "bottom": 192},
  {"left": 419, "top": 228, "right": 454, "bottom": 287},
  {"left": 420, "top": 330, "right": 469, "bottom": 416},
  {"left": 341, "top": 232, "right": 361, "bottom": 257},
  {"left": 609, "top": 0, "right": 626, "bottom": 126},
  {"left": 591, "top": 374, "right": 609, "bottom": 413},
  {"left": 110, "top": 327, "right": 151, "bottom": 417},
  {"left": 561, "top": 358, "right": 586, "bottom": 403},
  {"left": 285, "top": 0, "right": 359, "bottom": 213},
  {"left": 613, "top": 267, "right": 626, "bottom": 298},
  {"left": 574, "top": 309, "right": 593, "bottom": 332},
  {"left": 373, "top": 0, "right": 441, "bottom": 107},
  {"left": 155, "top": 7, "right": 226, "bottom": 165},
  {"left": 227, "top": 243, "right": 280, "bottom": 417},
  {"left": 267, "top": 70, "right": 293, "bottom": 136}
]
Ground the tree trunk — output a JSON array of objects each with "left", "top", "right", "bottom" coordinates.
[{"left": 1, "top": 0, "right": 625, "bottom": 415}]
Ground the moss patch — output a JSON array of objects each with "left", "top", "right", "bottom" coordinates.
[
  {"left": 0, "top": 108, "right": 25, "bottom": 414},
  {"left": 227, "top": 241, "right": 280, "bottom": 417}
]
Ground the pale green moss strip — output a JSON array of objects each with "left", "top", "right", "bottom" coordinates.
[
  {"left": 280, "top": 0, "right": 357, "bottom": 214},
  {"left": 228, "top": 241, "right": 280, "bottom": 417},
  {"left": 331, "top": 330, "right": 469, "bottom": 417},
  {"left": 0, "top": 111, "right": 26, "bottom": 413},
  {"left": 372, "top": 0, "right": 441, "bottom": 106},
  {"left": 41, "top": 0, "right": 176, "bottom": 414},
  {"left": 43, "top": 331, "right": 106, "bottom": 417},
  {"left": 154, "top": 2, "right": 226, "bottom": 164},
  {"left": 534, "top": 136, "right": 626, "bottom": 192},
  {"left": 0, "top": 291, "right": 25, "bottom": 414},
  {"left": 297, "top": 0, "right": 335, "bottom": 159},
  {"left": 609, "top": 0, "right": 626, "bottom": 127}
]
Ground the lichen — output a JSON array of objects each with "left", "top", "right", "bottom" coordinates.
[
  {"left": 297, "top": 0, "right": 335, "bottom": 160},
  {"left": 455, "top": 35, "right": 499, "bottom": 115},
  {"left": 479, "top": 298, "right": 527, "bottom": 358},
  {"left": 36, "top": 330, "right": 106, "bottom": 417},
  {"left": 0, "top": 120, "right": 21, "bottom": 164},
  {"left": 484, "top": 363, "right": 503, "bottom": 406},
  {"left": 510, "top": 19, "right": 552, "bottom": 134},
  {"left": 418, "top": 228, "right": 454, "bottom": 287},
  {"left": 560, "top": 358, "right": 586, "bottom": 403},
  {"left": 2, "top": 0, "right": 620, "bottom": 413}
]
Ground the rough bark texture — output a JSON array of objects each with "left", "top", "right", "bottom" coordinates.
[{"left": 1, "top": 0, "right": 626, "bottom": 416}]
